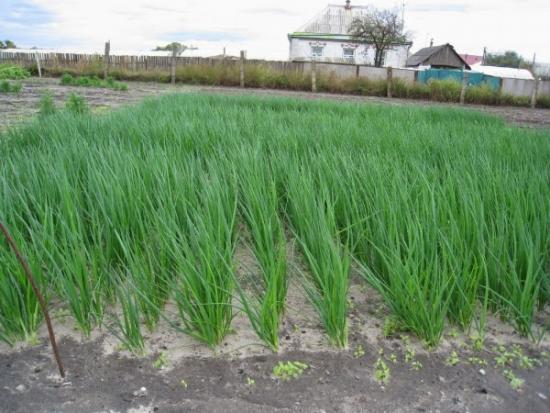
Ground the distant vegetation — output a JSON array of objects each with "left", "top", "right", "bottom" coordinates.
[
  {"left": 485, "top": 51, "right": 533, "bottom": 70},
  {"left": 0, "top": 40, "right": 16, "bottom": 49},
  {"left": 153, "top": 42, "right": 194, "bottom": 55},
  {"left": 60, "top": 73, "right": 128, "bottom": 91}
]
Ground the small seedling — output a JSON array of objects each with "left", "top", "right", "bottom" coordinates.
[
  {"left": 511, "top": 345, "right": 538, "bottom": 369},
  {"left": 446, "top": 351, "right": 460, "bottom": 366},
  {"left": 246, "top": 377, "right": 255, "bottom": 386},
  {"left": 503, "top": 369, "right": 524, "bottom": 391},
  {"left": 374, "top": 358, "right": 390, "bottom": 385},
  {"left": 470, "top": 335, "right": 484, "bottom": 352},
  {"left": 410, "top": 360, "right": 423, "bottom": 371},
  {"left": 153, "top": 352, "right": 168, "bottom": 369},
  {"left": 468, "top": 356, "right": 487, "bottom": 366},
  {"left": 383, "top": 317, "right": 401, "bottom": 338},
  {"left": 495, "top": 351, "right": 514, "bottom": 368},
  {"left": 180, "top": 379, "right": 188, "bottom": 389},
  {"left": 272, "top": 361, "right": 308, "bottom": 381},
  {"left": 389, "top": 353, "right": 398, "bottom": 363},
  {"left": 405, "top": 347, "right": 415, "bottom": 363},
  {"left": 447, "top": 328, "right": 459, "bottom": 339},
  {"left": 353, "top": 344, "right": 365, "bottom": 358}
]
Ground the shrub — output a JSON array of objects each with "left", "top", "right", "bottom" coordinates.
[
  {"left": 0, "top": 64, "right": 30, "bottom": 80},
  {"left": 38, "top": 91, "right": 56, "bottom": 116},
  {"left": 10, "top": 82, "right": 22, "bottom": 93},
  {"left": 536, "top": 95, "right": 550, "bottom": 109},
  {"left": 60, "top": 73, "right": 74, "bottom": 85},
  {"left": 0, "top": 80, "right": 22, "bottom": 93},
  {"left": 465, "top": 84, "right": 500, "bottom": 106},
  {"left": 59, "top": 72, "right": 128, "bottom": 91},
  {"left": 65, "top": 92, "right": 89, "bottom": 114},
  {"left": 428, "top": 79, "right": 461, "bottom": 102},
  {"left": 0, "top": 80, "right": 10, "bottom": 93}
]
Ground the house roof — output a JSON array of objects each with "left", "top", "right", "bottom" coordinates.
[
  {"left": 298, "top": 3, "right": 370, "bottom": 35},
  {"left": 459, "top": 54, "right": 483, "bottom": 66},
  {"left": 473, "top": 66, "right": 534, "bottom": 80},
  {"left": 289, "top": 2, "right": 411, "bottom": 45},
  {"left": 288, "top": 32, "right": 412, "bottom": 45},
  {"left": 406, "top": 44, "right": 470, "bottom": 69}
]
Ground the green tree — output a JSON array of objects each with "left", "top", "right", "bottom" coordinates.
[
  {"left": 485, "top": 51, "right": 528, "bottom": 69},
  {"left": 153, "top": 42, "right": 196, "bottom": 55},
  {"left": 3, "top": 40, "right": 16, "bottom": 49}
]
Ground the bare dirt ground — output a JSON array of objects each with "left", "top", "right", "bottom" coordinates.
[
  {"left": 1, "top": 78, "right": 550, "bottom": 412},
  {"left": 0, "top": 77, "right": 549, "bottom": 131},
  {"left": 1, "top": 274, "right": 549, "bottom": 413}
]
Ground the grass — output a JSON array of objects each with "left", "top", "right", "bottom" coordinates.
[{"left": 0, "top": 94, "right": 549, "bottom": 352}]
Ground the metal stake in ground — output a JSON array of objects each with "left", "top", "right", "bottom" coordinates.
[{"left": 0, "top": 221, "right": 65, "bottom": 378}]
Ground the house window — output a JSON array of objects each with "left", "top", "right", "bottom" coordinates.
[
  {"left": 311, "top": 46, "right": 324, "bottom": 58},
  {"left": 343, "top": 47, "right": 355, "bottom": 61}
]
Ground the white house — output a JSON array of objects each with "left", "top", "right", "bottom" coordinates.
[{"left": 288, "top": 1, "right": 412, "bottom": 67}]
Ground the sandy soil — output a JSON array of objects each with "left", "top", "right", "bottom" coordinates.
[
  {"left": 1, "top": 78, "right": 550, "bottom": 412},
  {"left": 0, "top": 78, "right": 549, "bottom": 132}
]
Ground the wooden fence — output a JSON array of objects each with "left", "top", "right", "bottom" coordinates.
[{"left": 1, "top": 50, "right": 548, "bottom": 105}]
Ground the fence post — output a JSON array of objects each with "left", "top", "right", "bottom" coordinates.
[
  {"left": 311, "top": 60, "right": 317, "bottom": 93},
  {"left": 386, "top": 66, "right": 393, "bottom": 98},
  {"left": 103, "top": 41, "right": 110, "bottom": 79},
  {"left": 355, "top": 65, "right": 360, "bottom": 78},
  {"left": 531, "top": 77, "right": 540, "bottom": 109},
  {"left": 460, "top": 69, "right": 468, "bottom": 105},
  {"left": 240, "top": 50, "right": 245, "bottom": 88},
  {"left": 35, "top": 53, "right": 42, "bottom": 78},
  {"left": 171, "top": 48, "right": 178, "bottom": 85}
]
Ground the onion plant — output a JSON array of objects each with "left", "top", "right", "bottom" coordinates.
[
  {"left": 0, "top": 93, "right": 549, "bottom": 349},
  {"left": 235, "top": 150, "right": 288, "bottom": 351},
  {"left": 286, "top": 166, "right": 350, "bottom": 348}
]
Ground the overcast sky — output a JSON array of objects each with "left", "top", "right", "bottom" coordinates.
[{"left": 2, "top": 0, "right": 549, "bottom": 62}]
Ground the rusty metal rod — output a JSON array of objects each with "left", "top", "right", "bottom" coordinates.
[{"left": 0, "top": 221, "right": 65, "bottom": 378}]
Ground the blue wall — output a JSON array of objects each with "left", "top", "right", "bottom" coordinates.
[{"left": 417, "top": 69, "right": 501, "bottom": 91}]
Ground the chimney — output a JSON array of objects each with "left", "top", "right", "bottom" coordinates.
[
  {"left": 345, "top": 0, "right": 351, "bottom": 9},
  {"left": 430, "top": 38, "right": 434, "bottom": 47}
]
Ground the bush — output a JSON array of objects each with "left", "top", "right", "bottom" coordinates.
[
  {"left": 0, "top": 80, "right": 22, "bottom": 93},
  {"left": 59, "top": 73, "right": 128, "bottom": 91},
  {"left": 60, "top": 73, "right": 74, "bottom": 85},
  {"left": 65, "top": 92, "right": 89, "bottom": 114},
  {"left": 428, "top": 79, "right": 461, "bottom": 102},
  {"left": 0, "top": 80, "right": 10, "bottom": 93},
  {"left": 536, "top": 95, "right": 550, "bottom": 109},
  {"left": 39, "top": 91, "right": 56, "bottom": 116},
  {"left": 465, "top": 84, "right": 500, "bottom": 105},
  {"left": 0, "top": 64, "right": 30, "bottom": 80}
]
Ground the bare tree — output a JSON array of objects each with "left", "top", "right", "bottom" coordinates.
[{"left": 349, "top": 8, "right": 408, "bottom": 67}]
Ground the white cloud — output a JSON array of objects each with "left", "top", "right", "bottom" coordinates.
[{"left": 10, "top": 0, "right": 550, "bottom": 61}]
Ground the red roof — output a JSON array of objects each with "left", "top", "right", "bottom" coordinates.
[{"left": 459, "top": 54, "right": 483, "bottom": 66}]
